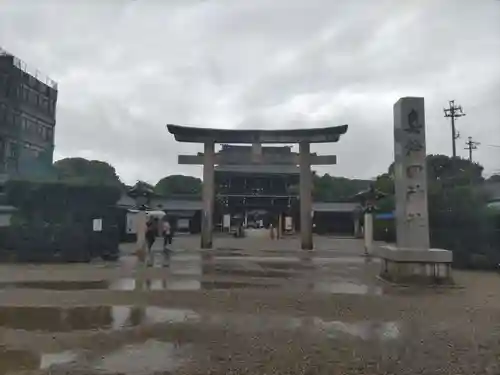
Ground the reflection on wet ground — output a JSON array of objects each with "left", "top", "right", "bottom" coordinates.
[
  {"left": 93, "top": 340, "right": 187, "bottom": 375},
  {"left": 0, "top": 240, "right": 394, "bottom": 373},
  {"left": 0, "top": 306, "right": 198, "bottom": 331},
  {"left": 203, "top": 312, "right": 400, "bottom": 341},
  {"left": 0, "top": 278, "right": 383, "bottom": 295},
  {"left": 0, "top": 280, "right": 110, "bottom": 290},
  {"left": 0, "top": 250, "right": 383, "bottom": 296},
  {"left": 108, "top": 278, "right": 275, "bottom": 291},
  {"left": 311, "top": 281, "right": 383, "bottom": 295},
  {"left": 0, "top": 346, "right": 77, "bottom": 373},
  {"left": 0, "top": 304, "right": 400, "bottom": 341},
  {"left": 0, "top": 341, "right": 187, "bottom": 374}
]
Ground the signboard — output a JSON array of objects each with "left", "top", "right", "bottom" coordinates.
[
  {"left": 178, "top": 218, "right": 190, "bottom": 230},
  {"left": 92, "top": 218, "right": 103, "bottom": 232},
  {"left": 223, "top": 214, "right": 231, "bottom": 229}
]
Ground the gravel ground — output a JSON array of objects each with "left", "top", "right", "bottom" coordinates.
[{"left": 0, "top": 236, "right": 499, "bottom": 374}]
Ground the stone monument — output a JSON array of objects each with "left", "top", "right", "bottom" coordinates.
[{"left": 376, "top": 97, "right": 453, "bottom": 283}]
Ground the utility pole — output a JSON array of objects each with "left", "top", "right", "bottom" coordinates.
[
  {"left": 464, "top": 136, "right": 480, "bottom": 162},
  {"left": 443, "top": 100, "right": 466, "bottom": 158}
]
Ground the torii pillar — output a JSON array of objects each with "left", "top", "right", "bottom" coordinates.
[
  {"left": 299, "top": 142, "right": 313, "bottom": 250},
  {"left": 201, "top": 141, "right": 215, "bottom": 249}
]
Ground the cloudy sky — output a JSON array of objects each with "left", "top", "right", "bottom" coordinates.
[{"left": 1, "top": 0, "right": 499, "bottom": 184}]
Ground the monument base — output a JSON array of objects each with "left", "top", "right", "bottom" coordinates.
[{"left": 375, "top": 246, "right": 453, "bottom": 285}]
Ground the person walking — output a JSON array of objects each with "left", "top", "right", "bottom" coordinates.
[
  {"left": 162, "top": 218, "right": 172, "bottom": 249},
  {"left": 145, "top": 217, "right": 159, "bottom": 265}
]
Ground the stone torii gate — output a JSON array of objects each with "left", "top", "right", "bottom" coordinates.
[{"left": 166, "top": 124, "right": 349, "bottom": 250}]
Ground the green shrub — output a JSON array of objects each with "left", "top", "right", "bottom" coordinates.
[
  {"left": 5, "top": 180, "right": 121, "bottom": 224},
  {"left": 429, "top": 185, "right": 499, "bottom": 269}
]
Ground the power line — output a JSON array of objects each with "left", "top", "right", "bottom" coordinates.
[
  {"left": 443, "top": 100, "right": 466, "bottom": 158},
  {"left": 464, "top": 136, "right": 480, "bottom": 162}
]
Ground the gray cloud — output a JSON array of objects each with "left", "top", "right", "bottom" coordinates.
[{"left": 1, "top": 0, "right": 499, "bottom": 184}]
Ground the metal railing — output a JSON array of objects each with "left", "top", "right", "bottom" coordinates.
[{"left": 0, "top": 47, "right": 58, "bottom": 89}]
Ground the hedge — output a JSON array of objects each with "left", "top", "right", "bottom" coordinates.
[{"left": 0, "top": 180, "right": 121, "bottom": 262}]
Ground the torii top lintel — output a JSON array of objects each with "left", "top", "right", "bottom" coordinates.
[{"left": 166, "top": 124, "right": 348, "bottom": 144}]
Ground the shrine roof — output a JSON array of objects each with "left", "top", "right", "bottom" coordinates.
[
  {"left": 166, "top": 124, "right": 348, "bottom": 144},
  {"left": 215, "top": 165, "right": 299, "bottom": 175}
]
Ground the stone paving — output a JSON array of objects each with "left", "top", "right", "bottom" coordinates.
[{"left": 0, "top": 235, "right": 498, "bottom": 374}]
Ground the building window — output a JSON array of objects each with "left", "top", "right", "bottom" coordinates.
[
  {"left": 49, "top": 100, "right": 56, "bottom": 115},
  {"left": 40, "top": 96, "right": 49, "bottom": 112},
  {"left": 28, "top": 75, "right": 36, "bottom": 88},
  {"left": 13, "top": 114, "right": 20, "bottom": 128},
  {"left": 29, "top": 90, "right": 37, "bottom": 105},
  {"left": 0, "top": 103, "right": 5, "bottom": 122},
  {"left": 7, "top": 112, "right": 14, "bottom": 127},
  {"left": 26, "top": 118, "right": 34, "bottom": 133},
  {"left": 9, "top": 142, "right": 18, "bottom": 159}
]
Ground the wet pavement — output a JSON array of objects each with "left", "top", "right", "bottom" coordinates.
[
  {"left": 0, "top": 277, "right": 383, "bottom": 295},
  {"left": 0, "top": 236, "right": 498, "bottom": 374}
]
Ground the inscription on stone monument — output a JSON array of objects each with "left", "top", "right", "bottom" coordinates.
[{"left": 393, "top": 97, "right": 430, "bottom": 249}]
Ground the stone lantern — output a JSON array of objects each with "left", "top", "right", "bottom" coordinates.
[{"left": 351, "top": 184, "right": 387, "bottom": 255}]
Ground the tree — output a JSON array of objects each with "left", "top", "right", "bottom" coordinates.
[
  {"left": 375, "top": 155, "right": 498, "bottom": 268},
  {"left": 313, "top": 174, "right": 371, "bottom": 202},
  {"left": 428, "top": 184, "right": 497, "bottom": 268},
  {"left": 373, "top": 155, "right": 484, "bottom": 213},
  {"left": 487, "top": 174, "right": 500, "bottom": 183},
  {"left": 53, "top": 158, "right": 122, "bottom": 186},
  {"left": 5, "top": 180, "right": 122, "bottom": 224},
  {"left": 426, "top": 154, "right": 484, "bottom": 187},
  {"left": 155, "top": 175, "right": 202, "bottom": 197}
]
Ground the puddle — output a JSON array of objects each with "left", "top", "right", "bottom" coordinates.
[
  {"left": 39, "top": 350, "right": 79, "bottom": 369},
  {"left": 312, "top": 318, "right": 400, "bottom": 340},
  {"left": 313, "top": 257, "right": 367, "bottom": 264},
  {"left": 108, "top": 278, "right": 275, "bottom": 291},
  {"left": 0, "top": 278, "right": 382, "bottom": 295},
  {"left": 205, "top": 266, "right": 296, "bottom": 279},
  {"left": 0, "top": 280, "right": 110, "bottom": 291},
  {"left": 312, "top": 281, "right": 383, "bottom": 295},
  {"left": 0, "top": 347, "right": 77, "bottom": 373},
  {"left": 212, "top": 248, "right": 250, "bottom": 257},
  {"left": 202, "top": 313, "right": 400, "bottom": 340},
  {"left": 0, "top": 306, "right": 199, "bottom": 331},
  {"left": 109, "top": 278, "right": 198, "bottom": 291},
  {"left": 201, "top": 281, "right": 273, "bottom": 290},
  {"left": 257, "top": 261, "right": 315, "bottom": 271},
  {"left": 0, "top": 305, "right": 399, "bottom": 347},
  {"left": 93, "top": 340, "right": 188, "bottom": 375}
]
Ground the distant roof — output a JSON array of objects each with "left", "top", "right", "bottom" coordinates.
[
  {"left": 220, "top": 145, "right": 293, "bottom": 154},
  {"left": 487, "top": 201, "right": 500, "bottom": 210},
  {"left": 312, "top": 202, "right": 360, "bottom": 212},
  {"left": 215, "top": 165, "right": 299, "bottom": 174},
  {"left": 167, "top": 124, "right": 348, "bottom": 144},
  {"left": 151, "top": 198, "right": 203, "bottom": 211},
  {"left": 118, "top": 195, "right": 360, "bottom": 212},
  {"left": 484, "top": 182, "right": 500, "bottom": 202}
]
